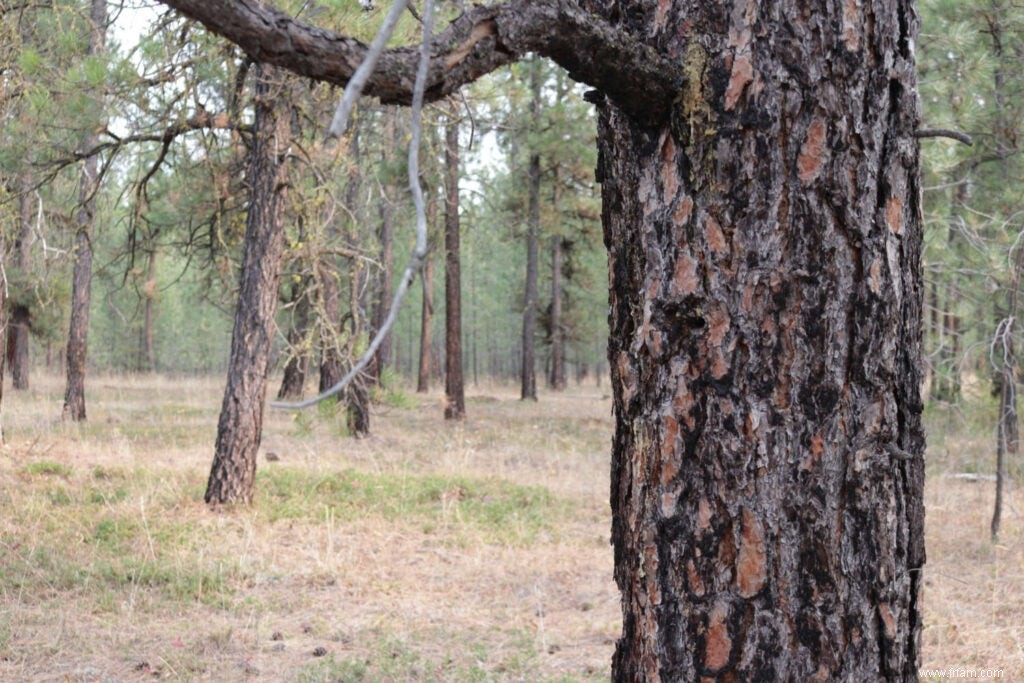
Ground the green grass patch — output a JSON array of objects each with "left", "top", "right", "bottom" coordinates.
[
  {"left": 95, "top": 558, "right": 233, "bottom": 606},
  {"left": 21, "top": 460, "right": 73, "bottom": 478},
  {"left": 256, "top": 467, "right": 564, "bottom": 544},
  {"left": 294, "top": 630, "right": 588, "bottom": 683}
]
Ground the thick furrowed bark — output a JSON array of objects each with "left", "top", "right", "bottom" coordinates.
[
  {"left": 206, "top": 64, "right": 291, "bottom": 505},
  {"left": 603, "top": 1, "right": 926, "bottom": 679}
]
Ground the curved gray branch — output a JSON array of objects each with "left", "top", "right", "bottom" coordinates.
[{"left": 272, "top": 0, "right": 436, "bottom": 411}]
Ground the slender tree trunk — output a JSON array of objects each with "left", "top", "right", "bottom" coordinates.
[
  {"left": 345, "top": 266, "right": 372, "bottom": 438},
  {"left": 63, "top": 0, "right": 107, "bottom": 422},
  {"left": 521, "top": 57, "right": 542, "bottom": 401},
  {"left": 417, "top": 253, "right": 434, "bottom": 393},
  {"left": 318, "top": 266, "right": 344, "bottom": 391},
  {"left": 9, "top": 179, "right": 33, "bottom": 390},
  {"left": 602, "top": 1, "right": 925, "bottom": 678},
  {"left": 549, "top": 236, "right": 566, "bottom": 390},
  {"left": 370, "top": 112, "right": 397, "bottom": 387},
  {"left": 0, "top": 244, "right": 7, "bottom": 441},
  {"left": 370, "top": 195, "right": 394, "bottom": 385},
  {"left": 205, "top": 64, "right": 291, "bottom": 505},
  {"left": 141, "top": 248, "right": 157, "bottom": 372},
  {"left": 925, "top": 273, "right": 938, "bottom": 396},
  {"left": 278, "top": 274, "right": 311, "bottom": 400},
  {"left": 989, "top": 11, "right": 1018, "bottom": 458},
  {"left": 992, "top": 239, "right": 1024, "bottom": 539},
  {"left": 444, "top": 110, "right": 465, "bottom": 419},
  {"left": 934, "top": 177, "right": 966, "bottom": 402},
  {"left": 319, "top": 129, "right": 359, "bottom": 393}
]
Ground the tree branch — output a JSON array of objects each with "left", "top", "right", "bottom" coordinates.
[
  {"left": 914, "top": 128, "right": 973, "bottom": 146},
  {"left": 157, "top": 0, "right": 681, "bottom": 126},
  {"left": 272, "top": 0, "right": 437, "bottom": 410}
]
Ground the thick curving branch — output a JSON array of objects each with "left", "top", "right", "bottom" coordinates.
[{"left": 158, "top": 0, "right": 681, "bottom": 126}]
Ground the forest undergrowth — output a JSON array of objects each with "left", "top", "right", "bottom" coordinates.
[{"left": 0, "top": 373, "right": 1020, "bottom": 681}]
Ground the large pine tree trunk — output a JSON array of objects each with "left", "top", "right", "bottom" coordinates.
[
  {"left": 600, "top": 1, "right": 926, "bottom": 678},
  {"left": 205, "top": 64, "right": 291, "bottom": 505},
  {"left": 63, "top": 0, "right": 107, "bottom": 422},
  {"left": 444, "top": 112, "right": 465, "bottom": 420}
]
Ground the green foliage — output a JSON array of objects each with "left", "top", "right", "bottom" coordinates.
[{"left": 919, "top": 0, "right": 1024, "bottom": 414}]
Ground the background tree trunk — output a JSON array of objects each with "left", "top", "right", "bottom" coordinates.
[
  {"left": 346, "top": 261, "right": 371, "bottom": 437},
  {"left": 417, "top": 253, "right": 434, "bottom": 393},
  {"left": 600, "top": 1, "right": 926, "bottom": 678},
  {"left": 549, "top": 235, "right": 566, "bottom": 390},
  {"left": 319, "top": 130, "right": 360, "bottom": 394},
  {"left": 63, "top": 0, "right": 107, "bottom": 422},
  {"left": 0, "top": 242, "right": 7, "bottom": 441},
  {"left": 277, "top": 273, "right": 311, "bottom": 401},
  {"left": 9, "top": 179, "right": 34, "bottom": 390},
  {"left": 317, "top": 264, "right": 344, "bottom": 391},
  {"left": 370, "top": 111, "right": 398, "bottom": 387},
  {"left": 444, "top": 110, "right": 465, "bottom": 420},
  {"left": 521, "top": 57, "right": 541, "bottom": 402},
  {"left": 141, "top": 248, "right": 157, "bottom": 372},
  {"left": 205, "top": 64, "right": 291, "bottom": 505},
  {"left": 369, "top": 195, "right": 395, "bottom": 385}
]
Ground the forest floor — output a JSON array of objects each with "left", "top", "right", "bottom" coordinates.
[{"left": 0, "top": 373, "right": 1021, "bottom": 681}]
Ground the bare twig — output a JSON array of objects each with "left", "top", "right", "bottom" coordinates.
[
  {"left": 273, "top": 0, "right": 435, "bottom": 410},
  {"left": 914, "top": 128, "right": 973, "bottom": 146}
]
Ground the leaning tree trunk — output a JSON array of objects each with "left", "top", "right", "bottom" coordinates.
[
  {"left": 205, "top": 64, "right": 291, "bottom": 505},
  {"left": 63, "top": 0, "right": 107, "bottom": 422},
  {"left": 443, "top": 111, "right": 465, "bottom": 420},
  {"left": 600, "top": 1, "right": 926, "bottom": 679}
]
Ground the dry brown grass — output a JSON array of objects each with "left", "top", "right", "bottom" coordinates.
[{"left": 0, "top": 373, "right": 1021, "bottom": 681}]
